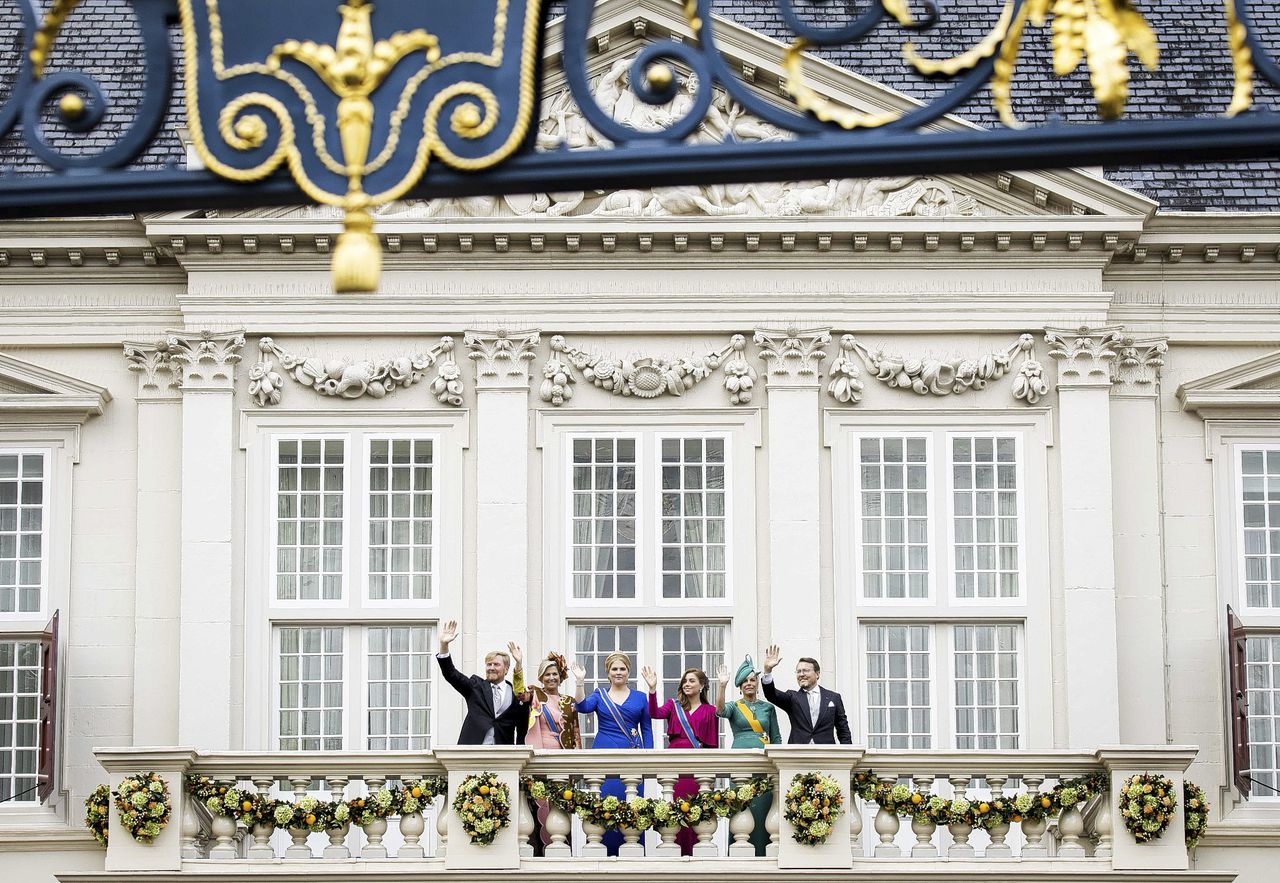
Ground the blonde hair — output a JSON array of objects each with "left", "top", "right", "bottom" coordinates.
[
  {"left": 603, "top": 652, "right": 632, "bottom": 674},
  {"left": 484, "top": 650, "right": 511, "bottom": 668}
]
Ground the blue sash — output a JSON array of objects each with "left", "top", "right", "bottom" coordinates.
[
  {"left": 540, "top": 702, "right": 561, "bottom": 736},
  {"left": 673, "top": 703, "right": 704, "bottom": 748},
  {"left": 597, "top": 688, "right": 642, "bottom": 749}
]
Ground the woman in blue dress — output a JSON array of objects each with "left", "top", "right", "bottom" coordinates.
[{"left": 572, "top": 652, "right": 652, "bottom": 856}]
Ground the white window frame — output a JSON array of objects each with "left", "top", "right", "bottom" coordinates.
[
  {"left": 944, "top": 432, "right": 1028, "bottom": 608},
  {"left": 828, "top": 409, "right": 1052, "bottom": 748},
  {"left": 242, "top": 410, "right": 465, "bottom": 749},
  {"left": 358, "top": 433, "right": 442, "bottom": 609}
]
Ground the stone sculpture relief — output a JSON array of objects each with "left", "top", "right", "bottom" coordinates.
[
  {"left": 375, "top": 54, "right": 982, "bottom": 221},
  {"left": 249, "top": 336, "right": 464, "bottom": 407},
  {"left": 826, "top": 334, "right": 1049, "bottom": 405},
  {"left": 539, "top": 334, "right": 757, "bottom": 406}
]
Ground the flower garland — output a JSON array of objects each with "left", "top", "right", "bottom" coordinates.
[
  {"left": 1119, "top": 772, "right": 1176, "bottom": 843},
  {"left": 783, "top": 772, "right": 845, "bottom": 845},
  {"left": 113, "top": 772, "right": 172, "bottom": 844},
  {"left": 523, "top": 775, "right": 773, "bottom": 832},
  {"left": 452, "top": 772, "right": 511, "bottom": 846},
  {"left": 1184, "top": 780, "right": 1209, "bottom": 848},
  {"left": 850, "top": 770, "right": 1109, "bottom": 831},
  {"left": 84, "top": 784, "right": 111, "bottom": 846}
]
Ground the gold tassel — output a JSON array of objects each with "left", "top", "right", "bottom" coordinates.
[{"left": 332, "top": 209, "right": 380, "bottom": 293}]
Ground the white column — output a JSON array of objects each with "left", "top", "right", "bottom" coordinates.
[
  {"left": 756, "top": 328, "right": 830, "bottom": 663},
  {"left": 465, "top": 330, "right": 539, "bottom": 664},
  {"left": 1045, "top": 326, "right": 1123, "bottom": 747},
  {"left": 1110, "top": 335, "right": 1171, "bottom": 744},
  {"left": 123, "top": 341, "right": 184, "bottom": 745},
  {"left": 168, "top": 331, "right": 244, "bottom": 749}
]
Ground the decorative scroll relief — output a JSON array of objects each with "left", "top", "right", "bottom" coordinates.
[
  {"left": 249, "top": 336, "right": 463, "bottom": 407},
  {"left": 825, "top": 334, "right": 1048, "bottom": 406},
  {"left": 539, "top": 334, "right": 756, "bottom": 407}
]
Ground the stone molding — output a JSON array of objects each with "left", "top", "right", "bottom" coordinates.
[
  {"left": 1044, "top": 325, "right": 1125, "bottom": 387},
  {"left": 465, "top": 329, "right": 541, "bottom": 390},
  {"left": 754, "top": 327, "right": 831, "bottom": 388},
  {"left": 165, "top": 330, "right": 245, "bottom": 392},
  {"left": 539, "top": 334, "right": 757, "bottom": 406},
  {"left": 249, "top": 336, "right": 463, "bottom": 407}
]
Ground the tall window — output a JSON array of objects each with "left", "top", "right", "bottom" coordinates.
[
  {"left": 848, "top": 431, "right": 1027, "bottom": 749},
  {"left": 269, "top": 433, "right": 438, "bottom": 750},
  {"left": 0, "top": 639, "right": 39, "bottom": 802},
  {"left": 1239, "top": 448, "right": 1280, "bottom": 610},
  {"left": 0, "top": 451, "right": 46, "bottom": 616},
  {"left": 1246, "top": 635, "right": 1280, "bottom": 794}
]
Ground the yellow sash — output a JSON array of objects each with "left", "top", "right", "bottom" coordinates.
[{"left": 736, "top": 701, "right": 769, "bottom": 745}]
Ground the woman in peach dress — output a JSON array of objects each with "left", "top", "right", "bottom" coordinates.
[{"left": 517, "top": 652, "right": 581, "bottom": 854}]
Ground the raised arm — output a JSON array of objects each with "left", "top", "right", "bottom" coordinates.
[
  {"left": 435, "top": 648, "right": 472, "bottom": 696},
  {"left": 570, "top": 660, "right": 593, "bottom": 708},
  {"left": 760, "top": 643, "right": 794, "bottom": 712},
  {"left": 642, "top": 665, "right": 672, "bottom": 720},
  {"left": 715, "top": 664, "right": 730, "bottom": 715}
]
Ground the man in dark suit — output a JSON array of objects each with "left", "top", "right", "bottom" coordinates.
[
  {"left": 760, "top": 643, "right": 852, "bottom": 744},
  {"left": 436, "top": 620, "right": 529, "bottom": 745}
]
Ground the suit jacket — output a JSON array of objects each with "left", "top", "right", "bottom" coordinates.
[
  {"left": 762, "top": 677, "right": 852, "bottom": 745},
  {"left": 437, "top": 653, "right": 529, "bottom": 745}
]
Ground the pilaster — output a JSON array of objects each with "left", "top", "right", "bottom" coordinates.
[
  {"left": 465, "top": 330, "right": 539, "bottom": 663},
  {"left": 167, "top": 330, "right": 244, "bottom": 749},
  {"left": 755, "top": 328, "right": 830, "bottom": 667},
  {"left": 1045, "top": 325, "right": 1123, "bottom": 747},
  {"left": 1109, "top": 335, "right": 1171, "bottom": 744},
  {"left": 122, "top": 340, "right": 184, "bottom": 745}
]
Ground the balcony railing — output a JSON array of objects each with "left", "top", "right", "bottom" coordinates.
[{"left": 73, "top": 744, "right": 1222, "bottom": 881}]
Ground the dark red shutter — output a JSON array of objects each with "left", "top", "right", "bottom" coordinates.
[
  {"left": 37, "top": 610, "right": 58, "bottom": 802},
  {"left": 1228, "top": 605, "right": 1251, "bottom": 797}
]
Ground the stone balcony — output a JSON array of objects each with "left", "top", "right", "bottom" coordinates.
[{"left": 56, "top": 744, "right": 1233, "bottom": 883}]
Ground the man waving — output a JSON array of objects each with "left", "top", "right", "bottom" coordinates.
[
  {"left": 436, "top": 620, "right": 529, "bottom": 745},
  {"left": 760, "top": 643, "right": 851, "bottom": 745}
]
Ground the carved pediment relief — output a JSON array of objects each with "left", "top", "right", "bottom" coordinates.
[
  {"left": 1178, "top": 350, "right": 1280, "bottom": 417},
  {"left": 0, "top": 352, "right": 111, "bottom": 420}
]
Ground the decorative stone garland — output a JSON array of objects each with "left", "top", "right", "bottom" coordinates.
[
  {"left": 1119, "top": 772, "right": 1176, "bottom": 843},
  {"left": 249, "top": 336, "right": 464, "bottom": 407},
  {"left": 783, "top": 772, "right": 845, "bottom": 845},
  {"left": 113, "top": 772, "right": 172, "bottom": 844},
  {"left": 524, "top": 774, "right": 772, "bottom": 832},
  {"left": 452, "top": 772, "right": 511, "bottom": 845}
]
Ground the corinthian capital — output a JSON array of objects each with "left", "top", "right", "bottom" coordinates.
[
  {"left": 1044, "top": 325, "right": 1124, "bottom": 387},
  {"left": 165, "top": 330, "right": 245, "bottom": 391},
  {"left": 122, "top": 339, "right": 183, "bottom": 397},
  {"left": 464, "top": 329, "right": 540, "bottom": 389},
  {"left": 1111, "top": 334, "right": 1169, "bottom": 388},
  {"left": 754, "top": 327, "right": 831, "bottom": 388}
]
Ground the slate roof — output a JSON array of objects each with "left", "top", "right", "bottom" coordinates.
[{"left": 2, "top": 0, "right": 1278, "bottom": 212}]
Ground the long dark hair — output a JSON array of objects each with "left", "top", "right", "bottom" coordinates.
[{"left": 677, "top": 668, "right": 709, "bottom": 712}]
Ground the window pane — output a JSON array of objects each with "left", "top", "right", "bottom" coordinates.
[
  {"left": 572, "top": 625, "right": 638, "bottom": 746},
  {"left": 0, "top": 641, "right": 40, "bottom": 803},
  {"left": 276, "top": 439, "right": 344, "bottom": 601},
  {"left": 0, "top": 453, "right": 45, "bottom": 614},
  {"left": 657, "top": 624, "right": 727, "bottom": 741},
  {"left": 865, "top": 625, "right": 931, "bottom": 749},
  {"left": 953, "top": 437, "right": 1020, "bottom": 599},
  {"left": 1246, "top": 635, "right": 1280, "bottom": 793},
  {"left": 1241, "top": 448, "right": 1280, "bottom": 609},
  {"left": 660, "top": 438, "right": 729, "bottom": 600},
  {"left": 858, "top": 439, "right": 929, "bottom": 599},
  {"left": 366, "top": 625, "right": 434, "bottom": 750},
  {"left": 368, "top": 439, "right": 433, "bottom": 601},
  {"left": 953, "top": 625, "right": 1020, "bottom": 749},
  {"left": 277, "top": 627, "right": 343, "bottom": 750},
  {"left": 569, "top": 439, "right": 637, "bottom": 599}
]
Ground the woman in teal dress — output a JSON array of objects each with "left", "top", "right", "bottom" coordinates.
[{"left": 716, "top": 656, "right": 781, "bottom": 856}]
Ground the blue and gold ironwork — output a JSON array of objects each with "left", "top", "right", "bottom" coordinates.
[{"left": 3, "top": 1, "right": 1280, "bottom": 292}]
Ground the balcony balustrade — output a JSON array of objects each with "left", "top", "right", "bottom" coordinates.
[{"left": 62, "top": 744, "right": 1231, "bottom": 883}]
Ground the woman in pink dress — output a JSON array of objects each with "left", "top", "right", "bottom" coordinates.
[
  {"left": 516, "top": 651, "right": 580, "bottom": 854},
  {"left": 642, "top": 665, "right": 718, "bottom": 856}
]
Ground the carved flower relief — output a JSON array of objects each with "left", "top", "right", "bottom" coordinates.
[
  {"left": 826, "top": 337, "right": 865, "bottom": 405},
  {"left": 540, "top": 355, "right": 577, "bottom": 406},
  {"left": 248, "top": 358, "right": 284, "bottom": 407}
]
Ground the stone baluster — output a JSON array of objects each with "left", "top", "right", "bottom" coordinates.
[
  {"left": 910, "top": 774, "right": 938, "bottom": 858},
  {"left": 517, "top": 784, "right": 536, "bottom": 859},
  {"left": 986, "top": 774, "right": 1012, "bottom": 858},
  {"left": 247, "top": 775, "right": 276, "bottom": 860},
  {"left": 947, "top": 775, "right": 975, "bottom": 859},
  {"left": 692, "top": 774, "right": 718, "bottom": 857},
  {"left": 435, "top": 793, "right": 450, "bottom": 858},
  {"left": 398, "top": 783, "right": 427, "bottom": 859},
  {"left": 655, "top": 773, "right": 681, "bottom": 858},
  {"left": 729, "top": 776, "right": 757, "bottom": 857},
  {"left": 873, "top": 774, "right": 901, "bottom": 858},
  {"left": 581, "top": 774, "right": 607, "bottom": 858},
  {"left": 285, "top": 777, "right": 313, "bottom": 859},
  {"left": 1058, "top": 781, "right": 1087, "bottom": 859},
  {"left": 849, "top": 783, "right": 864, "bottom": 860},
  {"left": 208, "top": 778, "right": 239, "bottom": 860},
  {"left": 180, "top": 793, "right": 205, "bottom": 859},
  {"left": 543, "top": 787, "right": 572, "bottom": 858},
  {"left": 1020, "top": 775, "right": 1049, "bottom": 858},
  {"left": 323, "top": 777, "right": 350, "bottom": 859},
  {"left": 764, "top": 775, "right": 781, "bottom": 858},
  {"left": 361, "top": 776, "right": 389, "bottom": 859},
  {"left": 619, "top": 774, "right": 644, "bottom": 857},
  {"left": 1087, "top": 787, "right": 1113, "bottom": 859}
]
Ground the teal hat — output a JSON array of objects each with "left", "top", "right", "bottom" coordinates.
[{"left": 734, "top": 655, "right": 758, "bottom": 687}]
